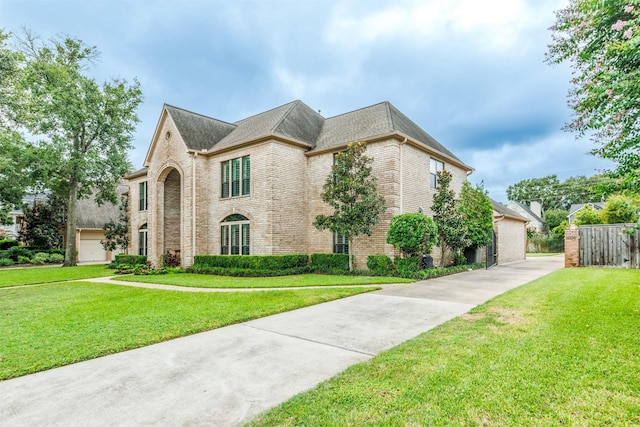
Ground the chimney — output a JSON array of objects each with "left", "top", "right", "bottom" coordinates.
[{"left": 530, "top": 201, "right": 542, "bottom": 218}]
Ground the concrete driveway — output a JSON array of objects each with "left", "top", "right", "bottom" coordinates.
[{"left": 0, "top": 256, "right": 563, "bottom": 426}]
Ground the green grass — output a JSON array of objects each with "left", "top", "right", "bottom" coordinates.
[
  {"left": 116, "top": 273, "right": 413, "bottom": 288},
  {"left": 248, "top": 268, "right": 640, "bottom": 426},
  {"left": 0, "top": 264, "right": 115, "bottom": 288},
  {"left": 0, "top": 282, "right": 376, "bottom": 380}
]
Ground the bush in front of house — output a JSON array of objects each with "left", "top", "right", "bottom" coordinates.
[
  {"left": 0, "top": 239, "right": 19, "bottom": 250},
  {"left": 112, "top": 254, "right": 147, "bottom": 268},
  {"left": 310, "top": 253, "right": 349, "bottom": 273},
  {"left": 366, "top": 255, "right": 395, "bottom": 275},
  {"left": 0, "top": 257, "right": 15, "bottom": 266},
  {"left": 193, "top": 254, "right": 309, "bottom": 270},
  {"left": 9, "top": 246, "right": 34, "bottom": 262},
  {"left": 31, "top": 252, "right": 51, "bottom": 265},
  {"left": 189, "top": 254, "right": 310, "bottom": 276}
]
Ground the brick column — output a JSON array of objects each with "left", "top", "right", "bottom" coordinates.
[{"left": 564, "top": 224, "right": 580, "bottom": 267}]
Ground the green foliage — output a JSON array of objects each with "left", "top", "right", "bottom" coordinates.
[
  {"left": 0, "top": 258, "right": 14, "bottom": 266},
  {"left": 193, "top": 254, "right": 309, "bottom": 271},
  {"left": 574, "top": 204, "right": 604, "bottom": 225},
  {"left": 48, "top": 253, "right": 64, "bottom": 263},
  {"left": 17, "top": 255, "right": 31, "bottom": 264},
  {"left": 431, "top": 170, "right": 470, "bottom": 266},
  {"left": 0, "top": 239, "right": 19, "bottom": 250},
  {"left": 185, "top": 265, "right": 311, "bottom": 277},
  {"left": 114, "top": 254, "right": 147, "bottom": 266},
  {"left": 457, "top": 181, "right": 493, "bottom": 247},
  {"left": 0, "top": 30, "right": 143, "bottom": 266},
  {"left": 101, "top": 194, "right": 129, "bottom": 252},
  {"left": 7, "top": 246, "right": 34, "bottom": 262},
  {"left": 314, "top": 141, "right": 386, "bottom": 270},
  {"left": 310, "top": 254, "right": 349, "bottom": 272},
  {"left": 367, "top": 255, "right": 395, "bottom": 275},
  {"left": 547, "top": 1, "right": 640, "bottom": 179},
  {"left": 386, "top": 213, "right": 438, "bottom": 258},
  {"left": 19, "top": 194, "right": 66, "bottom": 250},
  {"left": 601, "top": 194, "right": 638, "bottom": 224},
  {"left": 394, "top": 256, "right": 421, "bottom": 276},
  {"left": 545, "top": 209, "right": 570, "bottom": 231}
]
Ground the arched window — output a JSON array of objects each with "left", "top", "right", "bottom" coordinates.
[
  {"left": 138, "top": 223, "right": 148, "bottom": 256},
  {"left": 221, "top": 214, "right": 250, "bottom": 255}
]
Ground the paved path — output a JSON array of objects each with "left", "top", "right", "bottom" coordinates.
[{"left": 0, "top": 256, "right": 563, "bottom": 426}]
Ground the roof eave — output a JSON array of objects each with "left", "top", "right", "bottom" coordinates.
[{"left": 195, "top": 134, "right": 313, "bottom": 157}]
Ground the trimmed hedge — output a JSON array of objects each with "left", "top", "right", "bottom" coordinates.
[
  {"left": 0, "top": 239, "right": 19, "bottom": 250},
  {"left": 310, "top": 253, "right": 349, "bottom": 272},
  {"left": 366, "top": 255, "right": 395, "bottom": 274},
  {"left": 115, "top": 254, "right": 147, "bottom": 265},
  {"left": 193, "top": 254, "right": 309, "bottom": 271},
  {"left": 395, "top": 256, "right": 421, "bottom": 276},
  {"left": 186, "top": 265, "right": 311, "bottom": 277}
]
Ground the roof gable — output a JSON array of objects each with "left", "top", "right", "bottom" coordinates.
[
  {"left": 492, "top": 199, "right": 529, "bottom": 222},
  {"left": 165, "top": 105, "right": 236, "bottom": 151}
]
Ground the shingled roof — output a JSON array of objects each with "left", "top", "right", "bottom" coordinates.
[
  {"left": 491, "top": 199, "right": 529, "bottom": 222},
  {"left": 161, "top": 100, "right": 465, "bottom": 165},
  {"left": 76, "top": 184, "right": 128, "bottom": 230}
]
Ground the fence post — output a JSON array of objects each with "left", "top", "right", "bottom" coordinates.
[{"left": 564, "top": 224, "right": 580, "bottom": 267}]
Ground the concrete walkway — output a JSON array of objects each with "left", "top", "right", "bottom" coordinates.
[{"left": 0, "top": 256, "right": 563, "bottom": 426}]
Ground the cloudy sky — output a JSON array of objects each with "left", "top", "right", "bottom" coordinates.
[{"left": 2, "top": 0, "right": 613, "bottom": 202}]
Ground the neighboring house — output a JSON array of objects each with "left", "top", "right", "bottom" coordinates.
[
  {"left": 73, "top": 185, "right": 127, "bottom": 263},
  {"left": 1, "top": 190, "right": 124, "bottom": 263},
  {"left": 126, "top": 100, "right": 473, "bottom": 268},
  {"left": 491, "top": 199, "right": 529, "bottom": 264},
  {"left": 568, "top": 202, "right": 604, "bottom": 224},
  {"left": 507, "top": 201, "right": 545, "bottom": 232}
]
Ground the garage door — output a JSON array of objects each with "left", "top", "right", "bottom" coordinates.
[{"left": 78, "top": 239, "right": 107, "bottom": 262}]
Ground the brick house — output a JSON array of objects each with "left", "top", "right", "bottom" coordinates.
[{"left": 125, "top": 100, "right": 472, "bottom": 268}]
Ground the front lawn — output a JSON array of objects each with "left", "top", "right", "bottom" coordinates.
[
  {"left": 116, "top": 273, "right": 413, "bottom": 288},
  {"left": 0, "top": 282, "right": 375, "bottom": 380},
  {"left": 248, "top": 268, "right": 640, "bottom": 426},
  {"left": 0, "top": 264, "right": 115, "bottom": 288}
]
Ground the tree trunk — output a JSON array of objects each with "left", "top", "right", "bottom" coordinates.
[{"left": 63, "top": 180, "right": 79, "bottom": 267}]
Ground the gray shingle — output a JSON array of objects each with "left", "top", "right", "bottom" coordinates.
[
  {"left": 165, "top": 105, "right": 236, "bottom": 151},
  {"left": 491, "top": 199, "right": 528, "bottom": 222}
]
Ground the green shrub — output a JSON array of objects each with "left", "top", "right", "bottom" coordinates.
[
  {"left": 115, "top": 254, "right": 147, "bottom": 265},
  {"left": 0, "top": 258, "right": 14, "bottom": 266},
  {"left": 310, "top": 254, "right": 349, "bottom": 272},
  {"left": 0, "top": 250, "right": 10, "bottom": 259},
  {"left": 367, "top": 255, "right": 395, "bottom": 274},
  {"left": 17, "top": 255, "right": 31, "bottom": 264},
  {"left": 48, "top": 253, "right": 64, "bottom": 263},
  {"left": 395, "top": 256, "right": 420, "bottom": 276},
  {"left": 386, "top": 213, "right": 438, "bottom": 257},
  {"left": 8, "top": 246, "right": 34, "bottom": 262},
  {"left": 193, "top": 255, "right": 309, "bottom": 271},
  {"left": 186, "top": 265, "right": 310, "bottom": 277},
  {"left": 0, "top": 239, "right": 19, "bottom": 250}
]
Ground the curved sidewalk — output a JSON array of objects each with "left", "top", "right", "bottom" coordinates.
[{"left": 0, "top": 256, "right": 563, "bottom": 426}]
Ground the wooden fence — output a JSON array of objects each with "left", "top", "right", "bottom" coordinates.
[{"left": 578, "top": 224, "right": 640, "bottom": 268}]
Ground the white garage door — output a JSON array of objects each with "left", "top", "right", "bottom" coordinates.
[{"left": 78, "top": 239, "right": 107, "bottom": 262}]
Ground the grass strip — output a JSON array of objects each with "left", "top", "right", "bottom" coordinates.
[
  {"left": 115, "top": 273, "right": 413, "bottom": 288},
  {"left": 0, "top": 282, "right": 376, "bottom": 380},
  {"left": 0, "top": 264, "right": 114, "bottom": 288},
  {"left": 248, "top": 268, "right": 640, "bottom": 426}
]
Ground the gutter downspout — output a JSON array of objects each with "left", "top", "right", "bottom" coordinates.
[{"left": 192, "top": 152, "right": 197, "bottom": 265}]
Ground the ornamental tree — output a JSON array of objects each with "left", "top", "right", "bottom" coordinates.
[
  {"left": 101, "top": 194, "right": 130, "bottom": 253},
  {"left": 386, "top": 213, "right": 438, "bottom": 258},
  {"left": 431, "top": 170, "right": 470, "bottom": 266},
  {"left": 457, "top": 181, "right": 493, "bottom": 247},
  {"left": 0, "top": 30, "right": 142, "bottom": 266},
  {"left": 547, "top": 0, "right": 640, "bottom": 179},
  {"left": 314, "top": 140, "right": 386, "bottom": 270}
]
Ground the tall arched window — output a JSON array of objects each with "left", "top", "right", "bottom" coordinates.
[
  {"left": 138, "top": 223, "right": 148, "bottom": 256},
  {"left": 221, "top": 214, "right": 250, "bottom": 255}
]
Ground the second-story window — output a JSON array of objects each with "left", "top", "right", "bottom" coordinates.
[
  {"left": 430, "top": 158, "right": 444, "bottom": 189},
  {"left": 139, "top": 181, "right": 148, "bottom": 211},
  {"left": 222, "top": 155, "right": 250, "bottom": 198}
]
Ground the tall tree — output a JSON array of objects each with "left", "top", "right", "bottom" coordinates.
[
  {"left": 547, "top": 0, "right": 640, "bottom": 179},
  {"left": 431, "top": 170, "right": 470, "bottom": 266},
  {"left": 19, "top": 194, "right": 66, "bottom": 249},
  {"left": 506, "top": 175, "right": 563, "bottom": 211},
  {"left": 457, "top": 181, "right": 493, "bottom": 248},
  {"left": 314, "top": 140, "right": 386, "bottom": 270},
  {"left": 0, "top": 31, "right": 142, "bottom": 266}
]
